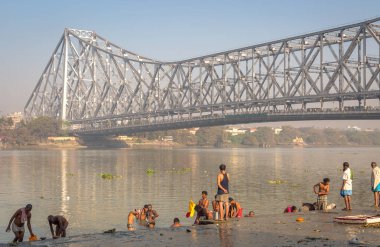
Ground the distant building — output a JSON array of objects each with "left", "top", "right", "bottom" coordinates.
[
  {"left": 188, "top": 127, "right": 199, "bottom": 135},
  {"left": 347, "top": 126, "right": 361, "bottom": 131},
  {"left": 225, "top": 127, "right": 247, "bottom": 136},
  {"left": 292, "top": 137, "right": 304, "bottom": 145},
  {"left": 47, "top": 136, "right": 77, "bottom": 142},
  {"left": 116, "top": 136, "right": 135, "bottom": 141},
  {"left": 274, "top": 128, "right": 283, "bottom": 135},
  {"left": 162, "top": 136, "right": 173, "bottom": 141},
  {"left": 248, "top": 128, "right": 257, "bottom": 133},
  {"left": 6, "top": 112, "right": 23, "bottom": 129}
]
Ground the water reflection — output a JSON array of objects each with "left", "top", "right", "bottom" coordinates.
[
  {"left": 60, "top": 149, "right": 68, "bottom": 215},
  {"left": 218, "top": 224, "right": 233, "bottom": 247}
]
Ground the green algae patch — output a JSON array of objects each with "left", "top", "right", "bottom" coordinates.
[
  {"left": 146, "top": 168, "right": 155, "bottom": 175},
  {"left": 100, "top": 173, "right": 122, "bottom": 179}
]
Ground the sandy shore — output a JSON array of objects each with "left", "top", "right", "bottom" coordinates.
[{"left": 3, "top": 208, "right": 379, "bottom": 247}]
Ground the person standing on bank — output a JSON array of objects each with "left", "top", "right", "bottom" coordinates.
[
  {"left": 371, "top": 162, "right": 380, "bottom": 207},
  {"left": 340, "top": 162, "right": 353, "bottom": 211},
  {"left": 5, "top": 204, "right": 35, "bottom": 243},
  {"left": 216, "top": 164, "right": 230, "bottom": 220}
]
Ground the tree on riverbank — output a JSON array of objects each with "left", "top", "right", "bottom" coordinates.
[{"left": 0, "top": 116, "right": 63, "bottom": 146}]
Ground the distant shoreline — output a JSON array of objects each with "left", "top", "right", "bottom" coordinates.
[{"left": 1, "top": 141, "right": 380, "bottom": 150}]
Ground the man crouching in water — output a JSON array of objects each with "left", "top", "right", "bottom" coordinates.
[
  {"left": 48, "top": 215, "right": 69, "bottom": 238},
  {"left": 6, "top": 204, "right": 35, "bottom": 243}
]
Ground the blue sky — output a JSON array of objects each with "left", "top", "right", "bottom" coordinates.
[{"left": 0, "top": 0, "right": 379, "bottom": 127}]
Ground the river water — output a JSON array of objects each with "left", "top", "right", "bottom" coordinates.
[{"left": 0, "top": 147, "right": 379, "bottom": 243}]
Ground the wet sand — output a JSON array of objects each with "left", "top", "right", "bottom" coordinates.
[{"left": 4, "top": 209, "right": 379, "bottom": 247}]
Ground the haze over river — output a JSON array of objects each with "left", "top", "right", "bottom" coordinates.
[{"left": 0, "top": 147, "right": 379, "bottom": 243}]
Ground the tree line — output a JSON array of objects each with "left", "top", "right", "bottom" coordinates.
[
  {"left": 1, "top": 116, "right": 379, "bottom": 147},
  {"left": 135, "top": 126, "right": 380, "bottom": 147},
  {"left": 0, "top": 116, "right": 63, "bottom": 146}
]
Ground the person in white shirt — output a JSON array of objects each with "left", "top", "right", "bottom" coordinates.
[
  {"left": 371, "top": 162, "right": 380, "bottom": 207},
  {"left": 340, "top": 162, "right": 352, "bottom": 210}
]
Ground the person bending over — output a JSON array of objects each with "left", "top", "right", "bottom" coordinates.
[
  {"left": 229, "top": 198, "right": 242, "bottom": 217},
  {"left": 48, "top": 215, "right": 68, "bottom": 238}
]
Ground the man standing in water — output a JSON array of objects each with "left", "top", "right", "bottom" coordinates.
[
  {"left": 216, "top": 164, "right": 230, "bottom": 220},
  {"left": 340, "top": 162, "right": 352, "bottom": 210},
  {"left": 5, "top": 204, "right": 35, "bottom": 243},
  {"left": 146, "top": 204, "right": 159, "bottom": 227},
  {"left": 48, "top": 215, "right": 69, "bottom": 238},
  {"left": 313, "top": 178, "right": 330, "bottom": 211},
  {"left": 127, "top": 209, "right": 140, "bottom": 230}
]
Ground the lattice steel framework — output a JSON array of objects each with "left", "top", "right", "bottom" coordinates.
[{"left": 25, "top": 18, "right": 380, "bottom": 134}]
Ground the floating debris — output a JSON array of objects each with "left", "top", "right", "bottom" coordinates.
[
  {"left": 104, "top": 228, "right": 116, "bottom": 233},
  {"left": 166, "top": 168, "right": 192, "bottom": 174},
  {"left": 296, "top": 217, "right": 305, "bottom": 222},
  {"left": 100, "top": 173, "right": 122, "bottom": 179},
  {"left": 268, "top": 179, "right": 286, "bottom": 184},
  {"left": 146, "top": 169, "right": 155, "bottom": 175},
  {"left": 146, "top": 167, "right": 192, "bottom": 175}
]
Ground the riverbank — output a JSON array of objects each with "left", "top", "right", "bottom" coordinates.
[
  {"left": 6, "top": 209, "right": 379, "bottom": 247},
  {"left": 1, "top": 140, "right": 379, "bottom": 150}
]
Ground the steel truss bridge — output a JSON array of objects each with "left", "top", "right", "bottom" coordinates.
[{"left": 25, "top": 17, "right": 380, "bottom": 136}]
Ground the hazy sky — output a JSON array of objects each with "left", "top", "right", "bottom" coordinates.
[{"left": 0, "top": 0, "right": 379, "bottom": 128}]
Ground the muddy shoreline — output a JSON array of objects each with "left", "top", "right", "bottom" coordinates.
[{"left": 3, "top": 209, "right": 379, "bottom": 247}]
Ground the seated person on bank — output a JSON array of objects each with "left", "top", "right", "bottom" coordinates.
[
  {"left": 194, "top": 191, "right": 212, "bottom": 224},
  {"left": 212, "top": 194, "right": 227, "bottom": 219},
  {"left": 313, "top": 178, "right": 330, "bottom": 211},
  {"left": 229, "top": 197, "right": 242, "bottom": 217},
  {"left": 48, "top": 215, "right": 69, "bottom": 238}
]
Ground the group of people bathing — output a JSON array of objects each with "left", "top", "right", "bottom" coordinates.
[
  {"left": 128, "top": 164, "right": 254, "bottom": 229},
  {"left": 127, "top": 204, "right": 159, "bottom": 230},
  {"left": 11, "top": 161, "right": 378, "bottom": 243},
  {"left": 5, "top": 204, "right": 68, "bottom": 244},
  {"left": 284, "top": 161, "right": 380, "bottom": 213}
]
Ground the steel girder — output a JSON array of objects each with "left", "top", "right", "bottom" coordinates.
[{"left": 24, "top": 18, "right": 380, "bottom": 133}]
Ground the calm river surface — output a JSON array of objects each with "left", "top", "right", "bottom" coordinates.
[{"left": 0, "top": 147, "right": 379, "bottom": 243}]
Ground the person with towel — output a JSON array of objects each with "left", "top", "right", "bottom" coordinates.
[{"left": 5, "top": 204, "right": 35, "bottom": 243}]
